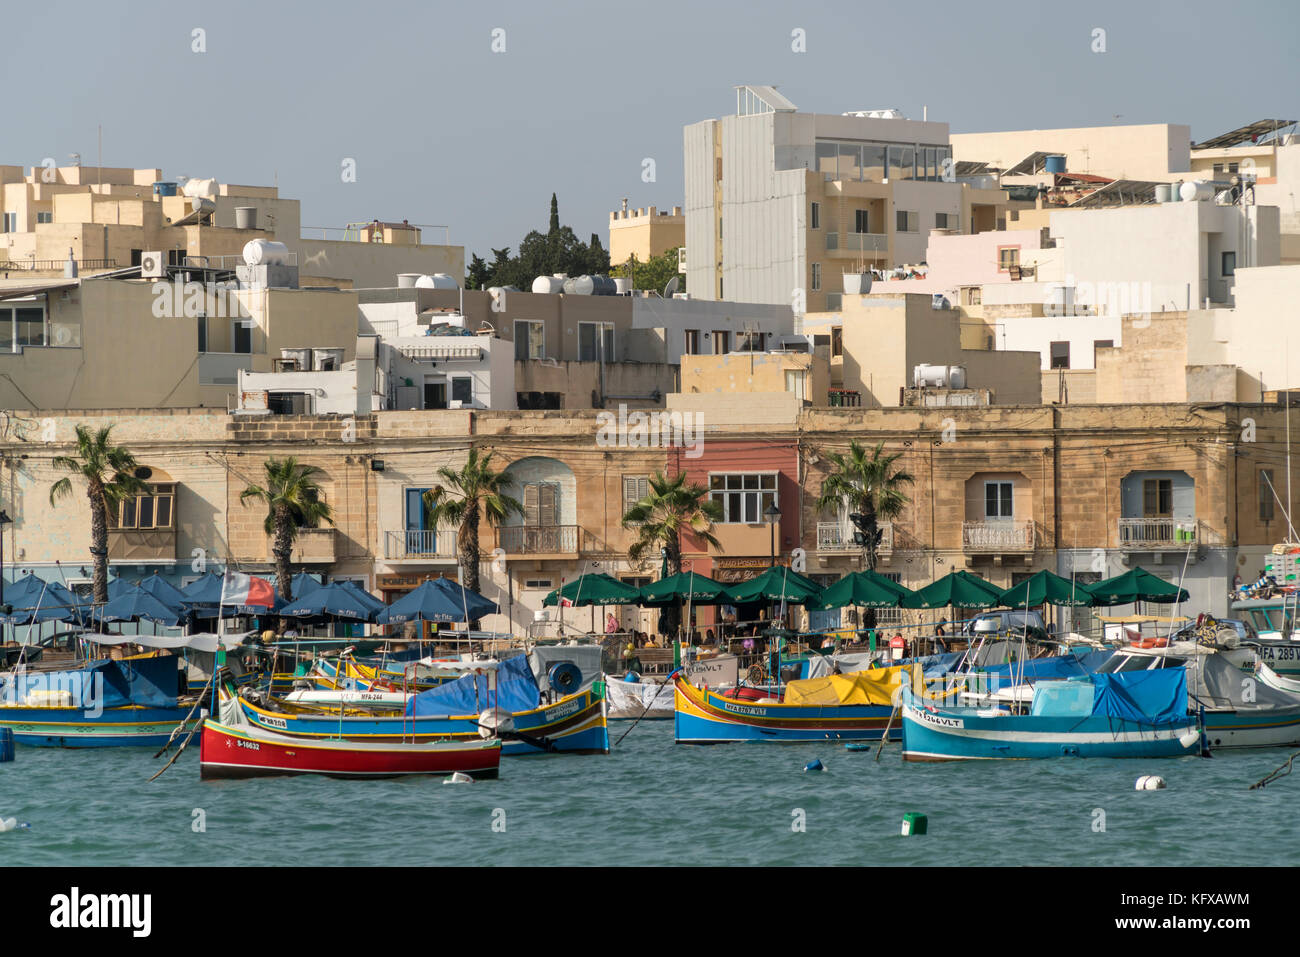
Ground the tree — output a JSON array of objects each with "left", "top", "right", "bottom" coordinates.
[
  {"left": 472, "top": 195, "right": 610, "bottom": 290},
  {"left": 466, "top": 253, "right": 492, "bottom": 291},
  {"left": 240, "top": 458, "right": 334, "bottom": 601},
  {"left": 815, "top": 440, "right": 914, "bottom": 573},
  {"left": 421, "top": 448, "right": 523, "bottom": 625},
  {"left": 49, "top": 425, "right": 149, "bottom": 603},
  {"left": 548, "top": 193, "right": 560, "bottom": 234},
  {"left": 610, "top": 247, "right": 684, "bottom": 296},
  {"left": 587, "top": 233, "right": 610, "bottom": 275},
  {"left": 622, "top": 471, "right": 723, "bottom": 635}
]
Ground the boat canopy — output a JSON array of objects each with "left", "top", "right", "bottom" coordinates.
[
  {"left": 1, "top": 655, "right": 183, "bottom": 709},
  {"left": 406, "top": 654, "right": 539, "bottom": 717},
  {"left": 78, "top": 632, "right": 252, "bottom": 653},
  {"left": 782, "top": 665, "right": 906, "bottom": 706},
  {"left": 1089, "top": 669, "right": 1188, "bottom": 725}
]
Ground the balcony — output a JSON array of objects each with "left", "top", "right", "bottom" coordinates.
[
  {"left": 384, "top": 529, "right": 459, "bottom": 561},
  {"left": 1118, "top": 518, "right": 1199, "bottom": 549},
  {"left": 817, "top": 521, "right": 892, "bottom": 554},
  {"left": 825, "top": 231, "right": 887, "bottom": 255},
  {"left": 107, "top": 529, "right": 177, "bottom": 563},
  {"left": 962, "top": 520, "right": 1035, "bottom": 553},
  {"left": 497, "top": 524, "right": 580, "bottom": 558}
]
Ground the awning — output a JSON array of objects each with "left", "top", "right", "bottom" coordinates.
[{"left": 0, "top": 278, "right": 79, "bottom": 300}]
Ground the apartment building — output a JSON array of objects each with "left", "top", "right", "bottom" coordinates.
[{"left": 683, "top": 86, "right": 1009, "bottom": 314}]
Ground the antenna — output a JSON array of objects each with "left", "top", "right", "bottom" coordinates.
[{"left": 663, "top": 276, "right": 679, "bottom": 299}]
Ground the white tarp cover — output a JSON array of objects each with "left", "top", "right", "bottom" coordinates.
[
  {"left": 605, "top": 676, "right": 674, "bottom": 717},
  {"left": 79, "top": 632, "right": 246, "bottom": 653},
  {"left": 805, "top": 652, "right": 879, "bottom": 679}
]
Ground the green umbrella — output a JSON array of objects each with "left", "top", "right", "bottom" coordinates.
[
  {"left": 1088, "top": 566, "right": 1189, "bottom": 606},
  {"left": 902, "top": 570, "right": 1003, "bottom": 610},
  {"left": 995, "top": 569, "right": 1098, "bottom": 609},
  {"left": 722, "top": 566, "right": 823, "bottom": 606},
  {"left": 543, "top": 573, "right": 641, "bottom": 607},
  {"left": 806, "top": 570, "right": 913, "bottom": 610},
  {"left": 638, "top": 571, "right": 728, "bottom": 606}
]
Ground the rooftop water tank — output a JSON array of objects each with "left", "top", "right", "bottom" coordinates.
[
  {"left": 234, "top": 206, "right": 258, "bottom": 229},
  {"left": 590, "top": 275, "right": 617, "bottom": 296},
  {"left": 532, "top": 275, "right": 565, "bottom": 294},
  {"left": 1180, "top": 180, "right": 1214, "bottom": 203},
  {"left": 913, "top": 364, "right": 967, "bottom": 389},
  {"left": 152, "top": 181, "right": 178, "bottom": 197},
  {"left": 613, "top": 277, "right": 631, "bottom": 295},
  {"left": 182, "top": 177, "right": 218, "bottom": 199},
  {"left": 562, "top": 275, "right": 596, "bottom": 296},
  {"left": 242, "top": 239, "right": 290, "bottom": 266},
  {"left": 1044, "top": 155, "right": 1066, "bottom": 174},
  {"left": 414, "top": 273, "right": 459, "bottom": 289},
  {"left": 397, "top": 273, "right": 421, "bottom": 288},
  {"left": 1154, "top": 184, "right": 1172, "bottom": 204}
]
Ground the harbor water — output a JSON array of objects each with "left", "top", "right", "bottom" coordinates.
[{"left": 2, "top": 722, "right": 1297, "bottom": 866}]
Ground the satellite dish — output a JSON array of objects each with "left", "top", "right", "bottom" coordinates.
[{"left": 663, "top": 276, "right": 680, "bottom": 298}]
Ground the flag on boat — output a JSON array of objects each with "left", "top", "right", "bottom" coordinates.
[{"left": 220, "top": 572, "right": 275, "bottom": 608}]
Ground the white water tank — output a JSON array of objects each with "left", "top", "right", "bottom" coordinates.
[
  {"left": 562, "top": 275, "right": 596, "bottom": 296},
  {"left": 613, "top": 277, "right": 631, "bottom": 295},
  {"left": 1179, "top": 180, "right": 1214, "bottom": 203},
  {"left": 182, "top": 177, "right": 218, "bottom": 199},
  {"left": 1154, "top": 184, "right": 1172, "bottom": 204},
  {"left": 913, "top": 364, "right": 967, "bottom": 389},
  {"left": 396, "top": 273, "right": 421, "bottom": 288},
  {"left": 532, "top": 275, "right": 565, "bottom": 294},
  {"left": 414, "top": 273, "right": 459, "bottom": 289},
  {"left": 242, "top": 240, "right": 290, "bottom": 266}
]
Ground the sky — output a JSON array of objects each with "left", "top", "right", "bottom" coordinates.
[{"left": 6, "top": 0, "right": 1298, "bottom": 261}]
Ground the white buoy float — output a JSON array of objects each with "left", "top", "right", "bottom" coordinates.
[
  {"left": 1135, "top": 775, "right": 1167, "bottom": 791},
  {"left": 443, "top": 772, "right": 474, "bottom": 785},
  {"left": 0, "top": 817, "right": 31, "bottom": 832}
]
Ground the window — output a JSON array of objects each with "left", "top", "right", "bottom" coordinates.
[
  {"left": 1260, "top": 469, "right": 1276, "bottom": 522},
  {"left": 785, "top": 369, "right": 806, "bottom": 401},
  {"left": 1050, "top": 341, "right": 1070, "bottom": 369},
  {"left": 232, "top": 320, "right": 253, "bottom": 354},
  {"left": 1093, "top": 339, "right": 1113, "bottom": 364},
  {"left": 514, "top": 320, "right": 544, "bottom": 360},
  {"left": 1228, "top": 162, "right": 1239, "bottom": 174},
  {"left": 854, "top": 209, "right": 870, "bottom": 234},
  {"left": 1222, "top": 251, "right": 1236, "bottom": 277},
  {"left": 831, "top": 327, "right": 843, "bottom": 357},
  {"left": 895, "top": 210, "right": 918, "bottom": 232},
  {"left": 0, "top": 304, "right": 47, "bottom": 352},
  {"left": 36, "top": 211, "right": 52, "bottom": 224},
  {"left": 1212, "top": 163, "right": 1224, "bottom": 176},
  {"left": 1142, "top": 479, "right": 1173, "bottom": 518},
  {"left": 578, "top": 322, "right": 614, "bottom": 362},
  {"left": 683, "top": 330, "right": 701, "bottom": 355},
  {"left": 523, "top": 483, "right": 559, "bottom": 526},
  {"left": 111, "top": 483, "right": 177, "bottom": 530},
  {"left": 735, "top": 331, "right": 765, "bottom": 352},
  {"left": 523, "top": 579, "right": 553, "bottom": 590},
  {"left": 998, "top": 246, "right": 1020, "bottom": 271},
  {"left": 984, "top": 481, "right": 1013, "bottom": 519},
  {"left": 623, "top": 475, "right": 649, "bottom": 521},
  {"left": 712, "top": 331, "right": 730, "bottom": 355},
  {"left": 888, "top": 145, "right": 915, "bottom": 180},
  {"left": 450, "top": 377, "right": 472, "bottom": 404},
  {"left": 811, "top": 263, "right": 822, "bottom": 292},
  {"left": 1, "top": 212, "right": 16, "bottom": 233},
  {"left": 709, "top": 473, "right": 777, "bottom": 524},
  {"left": 197, "top": 316, "right": 208, "bottom": 353},
  {"left": 810, "top": 202, "right": 820, "bottom": 229},
  {"left": 935, "top": 212, "right": 958, "bottom": 230}
]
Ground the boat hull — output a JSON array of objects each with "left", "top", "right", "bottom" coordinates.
[
  {"left": 1201, "top": 707, "right": 1300, "bottom": 749},
  {"left": 900, "top": 696, "right": 1199, "bottom": 761},
  {"left": 0, "top": 705, "right": 198, "bottom": 748},
  {"left": 234, "top": 686, "right": 609, "bottom": 755},
  {"left": 673, "top": 675, "right": 899, "bottom": 743},
  {"left": 199, "top": 719, "right": 501, "bottom": 780}
]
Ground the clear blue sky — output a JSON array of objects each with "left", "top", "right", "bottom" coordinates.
[{"left": 8, "top": 0, "right": 1298, "bottom": 262}]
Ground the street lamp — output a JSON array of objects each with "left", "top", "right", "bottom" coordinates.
[{"left": 764, "top": 502, "right": 782, "bottom": 567}]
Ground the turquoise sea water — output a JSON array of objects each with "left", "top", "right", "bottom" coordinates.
[{"left": 2, "top": 722, "right": 1298, "bottom": 867}]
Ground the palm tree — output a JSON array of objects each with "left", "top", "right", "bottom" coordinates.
[
  {"left": 623, "top": 471, "right": 723, "bottom": 637},
  {"left": 49, "top": 425, "right": 150, "bottom": 603},
  {"left": 240, "top": 458, "right": 334, "bottom": 601},
  {"left": 816, "top": 440, "right": 914, "bottom": 572},
  {"left": 421, "top": 448, "right": 523, "bottom": 608}
]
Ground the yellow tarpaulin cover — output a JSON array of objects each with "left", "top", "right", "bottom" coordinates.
[{"left": 783, "top": 665, "right": 905, "bottom": 706}]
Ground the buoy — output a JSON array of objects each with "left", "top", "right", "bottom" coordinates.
[
  {"left": 901, "top": 812, "right": 928, "bottom": 836},
  {"left": 1135, "top": 775, "right": 1167, "bottom": 791},
  {"left": 804, "top": 759, "right": 826, "bottom": 772},
  {"left": 845, "top": 743, "right": 871, "bottom": 752},
  {"left": 443, "top": 772, "right": 474, "bottom": 785},
  {"left": 0, "top": 818, "right": 30, "bottom": 832},
  {"left": 0, "top": 728, "right": 14, "bottom": 763}
]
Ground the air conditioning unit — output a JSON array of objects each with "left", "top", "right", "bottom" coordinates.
[
  {"left": 140, "top": 251, "right": 166, "bottom": 279},
  {"left": 448, "top": 399, "right": 463, "bottom": 410}
]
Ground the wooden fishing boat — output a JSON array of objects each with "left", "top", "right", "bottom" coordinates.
[
  {"left": 900, "top": 669, "right": 1202, "bottom": 761},
  {"left": 672, "top": 667, "right": 906, "bottom": 743},
  {"left": 198, "top": 718, "right": 501, "bottom": 780}
]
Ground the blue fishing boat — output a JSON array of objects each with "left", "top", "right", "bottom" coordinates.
[
  {"left": 900, "top": 668, "right": 1201, "bottom": 761},
  {"left": 673, "top": 666, "right": 906, "bottom": 743},
  {"left": 0, "top": 653, "right": 197, "bottom": 748},
  {"left": 229, "top": 654, "right": 608, "bottom": 755}
]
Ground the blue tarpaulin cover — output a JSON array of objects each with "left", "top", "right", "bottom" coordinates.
[
  {"left": 405, "top": 654, "right": 540, "bottom": 717},
  {"left": 1, "top": 656, "right": 181, "bottom": 709},
  {"left": 1090, "top": 668, "right": 1187, "bottom": 725},
  {"left": 977, "top": 651, "right": 1114, "bottom": 683}
]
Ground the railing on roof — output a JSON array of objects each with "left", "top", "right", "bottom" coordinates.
[{"left": 0, "top": 259, "right": 117, "bottom": 272}]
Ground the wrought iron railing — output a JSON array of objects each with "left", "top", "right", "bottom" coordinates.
[
  {"left": 498, "top": 525, "right": 580, "bottom": 554},
  {"left": 961, "top": 520, "right": 1035, "bottom": 552},
  {"left": 816, "top": 521, "right": 892, "bottom": 553},
  {"left": 1118, "top": 518, "right": 1199, "bottom": 547},
  {"left": 384, "top": 529, "right": 459, "bottom": 559}
]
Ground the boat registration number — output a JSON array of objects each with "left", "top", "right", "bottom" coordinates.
[
  {"left": 722, "top": 703, "right": 763, "bottom": 716},
  {"left": 237, "top": 740, "right": 261, "bottom": 751},
  {"left": 914, "top": 709, "right": 964, "bottom": 730},
  {"left": 261, "top": 715, "right": 288, "bottom": 730},
  {"left": 545, "top": 700, "right": 580, "bottom": 722},
  {"left": 1259, "top": 646, "right": 1299, "bottom": 661}
]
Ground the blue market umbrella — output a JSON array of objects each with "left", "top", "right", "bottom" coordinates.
[
  {"left": 337, "top": 580, "right": 386, "bottom": 615},
  {"left": 0, "top": 576, "right": 87, "bottom": 625},
  {"left": 375, "top": 580, "right": 474, "bottom": 625},
  {"left": 94, "top": 586, "right": 182, "bottom": 626},
  {"left": 427, "top": 576, "right": 499, "bottom": 621},
  {"left": 138, "top": 573, "right": 187, "bottom": 614},
  {"left": 181, "top": 571, "right": 277, "bottom": 618},
  {"left": 279, "top": 582, "right": 379, "bottom": 622}
]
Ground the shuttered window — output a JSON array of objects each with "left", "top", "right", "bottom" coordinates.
[
  {"left": 523, "top": 483, "right": 558, "bottom": 526},
  {"left": 623, "top": 475, "right": 649, "bottom": 522}
]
